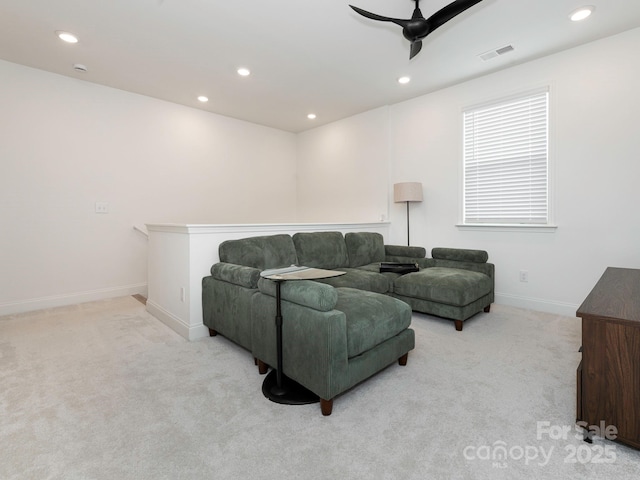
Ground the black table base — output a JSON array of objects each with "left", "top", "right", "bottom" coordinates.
[{"left": 261, "top": 370, "right": 319, "bottom": 405}]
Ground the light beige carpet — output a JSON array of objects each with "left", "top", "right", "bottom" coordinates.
[{"left": 1, "top": 296, "right": 639, "bottom": 479}]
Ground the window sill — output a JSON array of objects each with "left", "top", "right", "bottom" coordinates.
[{"left": 456, "top": 224, "right": 558, "bottom": 233}]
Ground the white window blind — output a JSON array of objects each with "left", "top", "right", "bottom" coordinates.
[{"left": 463, "top": 89, "right": 549, "bottom": 225}]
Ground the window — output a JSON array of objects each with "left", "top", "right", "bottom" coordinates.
[{"left": 463, "top": 89, "right": 549, "bottom": 225}]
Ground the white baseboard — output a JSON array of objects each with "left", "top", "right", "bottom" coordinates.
[
  {"left": 495, "top": 292, "right": 579, "bottom": 318},
  {"left": 0, "top": 283, "right": 148, "bottom": 317},
  {"left": 145, "top": 300, "right": 209, "bottom": 341}
]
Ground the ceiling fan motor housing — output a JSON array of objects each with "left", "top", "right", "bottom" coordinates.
[{"left": 403, "top": 17, "right": 430, "bottom": 41}]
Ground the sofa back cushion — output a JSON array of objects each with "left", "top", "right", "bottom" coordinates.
[
  {"left": 292, "top": 232, "right": 349, "bottom": 269},
  {"left": 345, "top": 232, "right": 386, "bottom": 267},
  {"left": 219, "top": 234, "right": 298, "bottom": 270}
]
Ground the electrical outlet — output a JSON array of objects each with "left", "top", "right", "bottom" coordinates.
[
  {"left": 519, "top": 270, "right": 529, "bottom": 282},
  {"left": 180, "top": 287, "right": 186, "bottom": 302},
  {"left": 95, "top": 202, "right": 109, "bottom": 214}
]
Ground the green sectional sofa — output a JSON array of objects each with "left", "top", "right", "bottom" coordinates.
[{"left": 201, "top": 231, "right": 494, "bottom": 414}]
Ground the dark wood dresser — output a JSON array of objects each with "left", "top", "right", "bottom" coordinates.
[{"left": 576, "top": 267, "right": 640, "bottom": 450}]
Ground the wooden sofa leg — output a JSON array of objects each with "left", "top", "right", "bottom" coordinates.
[
  {"left": 484, "top": 305, "right": 491, "bottom": 313},
  {"left": 208, "top": 328, "right": 217, "bottom": 337},
  {"left": 257, "top": 359, "right": 268, "bottom": 375},
  {"left": 454, "top": 320, "right": 463, "bottom": 331},
  {"left": 320, "top": 399, "right": 333, "bottom": 416},
  {"left": 398, "top": 353, "right": 408, "bottom": 366}
]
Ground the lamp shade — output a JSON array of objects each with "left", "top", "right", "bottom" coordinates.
[{"left": 394, "top": 182, "right": 423, "bottom": 203}]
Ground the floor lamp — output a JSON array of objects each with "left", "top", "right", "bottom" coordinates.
[{"left": 394, "top": 182, "right": 423, "bottom": 246}]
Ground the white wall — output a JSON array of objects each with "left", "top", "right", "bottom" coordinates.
[
  {"left": 297, "top": 27, "right": 640, "bottom": 316},
  {"left": 0, "top": 60, "right": 297, "bottom": 314},
  {"left": 296, "top": 106, "right": 390, "bottom": 223}
]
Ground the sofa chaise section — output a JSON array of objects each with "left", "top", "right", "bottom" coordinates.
[
  {"left": 392, "top": 247, "right": 494, "bottom": 331},
  {"left": 251, "top": 279, "right": 415, "bottom": 415}
]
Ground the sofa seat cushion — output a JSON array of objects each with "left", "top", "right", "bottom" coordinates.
[
  {"left": 335, "top": 288, "right": 412, "bottom": 358},
  {"left": 314, "top": 268, "right": 391, "bottom": 294},
  {"left": 394, "top": 267, "right": 492, "bottom": 307}
]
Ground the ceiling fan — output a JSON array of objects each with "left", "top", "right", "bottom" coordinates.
[{"left": 349, "top": 0, "right": 484, "bottom": 59}]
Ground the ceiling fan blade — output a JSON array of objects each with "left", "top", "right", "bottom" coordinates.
[
  {"left": 409, "top": 40, "right": 423, "bottom": 59},
  {"left": 427, "top": 0, "right": 484, "bottom": 33},
  {"left": 349, "top": 5, "right": 409, "bottom": 28}
]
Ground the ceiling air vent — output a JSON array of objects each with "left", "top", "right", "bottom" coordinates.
[{"left": 479, "top": 45, "right": 515, "bottom": 62}]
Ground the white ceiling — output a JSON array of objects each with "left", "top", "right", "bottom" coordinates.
[{"left": 1, "top": 0, "right": 640, "bottom": 133}]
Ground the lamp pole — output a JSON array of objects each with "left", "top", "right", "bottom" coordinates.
[{"left": 405, "top": 201, "right": 410, "bottom": 246}]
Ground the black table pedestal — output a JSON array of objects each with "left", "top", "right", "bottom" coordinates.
[
  {"left": 261, "top": 279, "right": 319, "bottom": 405},
  {"left": 261, "top": 370, "right": 318, "bottom": 405}
]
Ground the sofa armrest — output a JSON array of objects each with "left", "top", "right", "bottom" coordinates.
[
  {"left": 257, "top": 278, "right": 338, "bottom": 311},
  {"left": 430, "top": 248, "right": 494, "bottom": 282},
  {"left": 432, "top": 247, "right": 488, "bottom": 263},
  {"left": 211, "top": 262, "right": 260, "bottom": 289},
  {"left": 416, "top": 258, "right": 437, "bottom": 269},
  {"left": 385, "top": 244, "right": 427, "bottom": 263}
]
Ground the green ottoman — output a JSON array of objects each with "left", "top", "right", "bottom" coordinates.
[{"left": 393, "top": 265, "right": 493, "bottom": 331}]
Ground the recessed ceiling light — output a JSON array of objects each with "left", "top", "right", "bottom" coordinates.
[
  {"left": 307, "top": 113, "right": 317, "bottom": 120},
  {"left": 398, "top": 76, "right": 411, "bottom": 85},
  {"left": 237, "top": 67, "right": 251, "bottom": 77},
  {"left": 570, "top": 6, "right": 594, "bottom": 22},
  {"left": 197, "top": 96, "right": 209, "bottom": 103},
  {"left": 56, "top": 31, "right": 78, "bottom": 43},
  {"left": 73, "top": 64, "right": 88, "bottom": 73}
]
